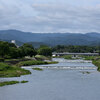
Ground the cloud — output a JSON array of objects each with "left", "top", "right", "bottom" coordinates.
[
  {"left": 31, "top": 4, "right": 100, "bottom": 33},
  {"left": 0, "top": 0, "right": 100, "bottom": 33}
]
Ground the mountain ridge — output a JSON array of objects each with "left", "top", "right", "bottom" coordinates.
[{"left": 0, "top": 29, "right": 100, "bottom": 46}]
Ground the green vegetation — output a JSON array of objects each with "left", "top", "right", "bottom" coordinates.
[
  {"left": 0, "top": 41, "right": 55, "bottom": 78},
  {"left": 0, "top": 41, "right": 9, "bottom": 58},
  {"left": 0, "top": 63, "right": 31, "bottom": 77},
  {"left": 0, "top": 41, "right": 37, "bottom": 59},
  {"left": 82, "top": 56, "right": 100, "bottom": 72},
  {"left": 63, "top": 55, "right": 72, "bottom": 59},
  {"left": 17, "top": 60, "right": 58, "bottom": 67},
  {"left": 0, "top": 58, "right": 4, "bottom": 62},
  {"left": 38, "top": 45, "right": 52, "bottom": 56},
  {"left": 17, "top": 60, "right": 48, "bottom": 66},
  {"left": 32, "top": 67, "right": 43, "bottom": 71},
  {"left": 93, "top": 59, "right": 100, "bottom": 71},
  {"left": 52, "top": 45, "right": 99, "bottom": 53},
  {"left": 0, "top": 80, "right": 28, "bottom": 87},
  {"left": 0, "top": 81, "right": 19, "bottom": 87},
  {"left": 35, "top": 55, "right": 51, "bottom": 60},
  {"left": 82, "top": 56, "right": 96, "bottom": 60},
  {"left": 47, "top": 61, "right": 58, "bottom": 64},
  {"left": 21, "top": 80, "right": 28, "bottom": 83}
]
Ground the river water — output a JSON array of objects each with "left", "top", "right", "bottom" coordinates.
[{"left": 0, "top": 58, "right": 100, "bottom": 100}]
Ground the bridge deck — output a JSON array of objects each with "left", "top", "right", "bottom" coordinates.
[{"left": 52, "top": 53, "right": 99, "bottom": 56}]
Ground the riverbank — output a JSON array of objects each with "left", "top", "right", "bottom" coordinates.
[
  {"left": 82, "top": 56, "right": 100, "bottom": 71},
  {"left": 0, "top": 56, "right": 58, "bottom": 78},
  {"left": 0, "top": 63, "right": 31, "bottom": 77},
  {"left": 92, "top": 59, "right": 100, "bottom": 71},
  {"left": 17, "top": 60, "right": 58, "bottom": 67},
  {"left": 54, "top": 55, "right": 100, "bottom": 72}
]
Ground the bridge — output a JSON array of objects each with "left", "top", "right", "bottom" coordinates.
[{"left": 52, "top": 52, "right": 99, "bottom": 56}]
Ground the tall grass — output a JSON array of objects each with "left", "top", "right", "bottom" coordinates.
[{"left": 0, "top": 63, "right": 31, "bottom": 77}]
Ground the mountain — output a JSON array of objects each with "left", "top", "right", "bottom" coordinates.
[{"left": 0, "top": 29, "right": 100, "bottom": 46}]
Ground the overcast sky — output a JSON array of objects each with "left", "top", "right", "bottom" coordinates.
[{"left": 0, "top": 0, "right": 100, "bottom": 33}]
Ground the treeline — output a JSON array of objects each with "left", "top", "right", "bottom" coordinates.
[
  {"left": 1, "top": 41, "right": 99, "bottom": 60},
  {"left": 0, "top": 41, "right": 52, "bottom": 59},
  {"left": 52, "top": 45, "right": 99, "bottom": 53}
]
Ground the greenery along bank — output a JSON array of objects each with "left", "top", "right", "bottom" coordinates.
[
  {"left": 0, "top": 63, "right": 31, "bottom": 77},
  {"left": 0, "top": 41, "right": 52, "bottom": 59},
  {"left": 0, "top": 60, "right": 58, "bottom": 78},
  {"left": 92, "top": 59, "right": 100, "bottom": 71},
  {"left": 81, "top": 56, "right": 100, "bottom": 71},
  {"left": 0, "top": 41, "right": 57, "bottom": 78},
  {"left": 17, "top": 60, "right": 58, "bottom": 67}
]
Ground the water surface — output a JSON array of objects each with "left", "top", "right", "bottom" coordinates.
[{"left": 0, "top": 58, "right": 100, "bottom": 100}]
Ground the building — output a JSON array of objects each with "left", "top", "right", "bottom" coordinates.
[{"left": 11, "top": 40, "right": 19, "bottom": 48}]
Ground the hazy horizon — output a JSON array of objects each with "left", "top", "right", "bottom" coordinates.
[{"left": 0, "top": 29, "right": 100, "bottom": 34}]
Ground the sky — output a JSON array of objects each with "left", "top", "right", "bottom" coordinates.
[{"left": 0, "top": 0, "right": 100, "bottom": 33}]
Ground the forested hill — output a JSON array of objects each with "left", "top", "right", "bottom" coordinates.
[{"left": 0, "top": 29, "right": 100, "bottom": 46}]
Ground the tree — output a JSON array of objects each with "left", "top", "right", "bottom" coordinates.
[
  {"left": 38, "top": 46, "right": 52, "bottom": 56},
  {"left": 8, "top": 43, "right": 17, "bottom": 48},
  {"left": 0, "top": 41, "right": 9, "bottom": 58},
  {"left": 9, "top": 47, "right": 19, "bottom": 58},
  {"left": 20, "top": 43, "right": 37, "bottom": 57}
]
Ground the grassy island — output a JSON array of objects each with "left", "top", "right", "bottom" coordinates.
[
  {"left": 0, "top": 81, "right": 19, "bottom": 87},
  {"left": 32, "top": 67, "right": 43, "bottom": 71},
  {"left": 0, "top": 80, "right": 28, "bottom": 87},
  {"left": 0, "top": 63, "right": 31, "bottom": 77}
]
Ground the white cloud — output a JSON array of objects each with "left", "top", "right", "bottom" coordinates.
[{"left": 0, "top": 0, "right": 100, "bottom": 33}]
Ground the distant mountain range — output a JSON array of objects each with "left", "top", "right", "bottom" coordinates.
[{"left": 0, "top": 29, "right": 100, "bottom": 47}]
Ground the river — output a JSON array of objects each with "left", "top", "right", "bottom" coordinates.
[{"left": 0, "top": 58, "right": 100, "bottom": 100}]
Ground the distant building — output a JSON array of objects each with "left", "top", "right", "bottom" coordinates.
[
  {"left": 11, "top": 40, "right": 19, "bottom": 48},
  {"left": 11, "top": 40, "right": 16, "bottom": 44}
]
